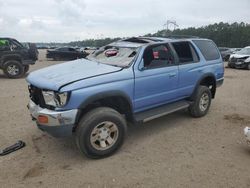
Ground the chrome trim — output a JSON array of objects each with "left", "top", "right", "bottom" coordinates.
[
  {"left": 216, "top": 77, "right": 224, "bottom": 81},
  {"left": 28, "top": 100, "right": 78, "bottom": 126}
]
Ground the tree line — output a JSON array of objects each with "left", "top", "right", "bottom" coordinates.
[{"left": 68, "top": 22, "right": 250, "bottom": 48}]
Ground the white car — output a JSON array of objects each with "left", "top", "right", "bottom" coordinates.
[{"left": 228, "top": 46, "right": 250, "bottom": 70}]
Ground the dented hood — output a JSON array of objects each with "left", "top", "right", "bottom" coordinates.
[
  {"left": 230, "top": 54, "right": 250, "bottom": 59},
  {"left": 26, "top": 59, "right": 122, "bottom": 91}
]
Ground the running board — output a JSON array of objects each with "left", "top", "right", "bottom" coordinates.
[{"left": 134, "top": 100, "right": 190, "bottom": 123}]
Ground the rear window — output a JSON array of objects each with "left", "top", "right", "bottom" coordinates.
[{"left": 193, "top": 40, "right": 220, "bottom": 61}]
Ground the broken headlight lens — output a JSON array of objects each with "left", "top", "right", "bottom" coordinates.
[{"left": 42, "top": 91, "right": 68, "bottom": 107}]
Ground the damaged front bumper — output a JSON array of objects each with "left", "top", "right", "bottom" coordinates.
[
  {"left": 27, "top": 100, "right": 78, "bottom": 137},
  {"left": 228, "top": 61, "right": 249, "bottom": 69}
]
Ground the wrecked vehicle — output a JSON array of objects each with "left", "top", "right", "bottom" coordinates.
[
  {"left": 27, "top": 37, "right": 224, "bottom": 158},
  {"left": 219, "top": 47, "right": 233, "bottom": 61},
  {"left": 0, "top": 38, "right": 38, "bottom": 78},
  {"left": 228, "top": 46, "right": 250, "bottom": 70},
  {"left": 46, "top": 47, "right": 89, "bottom": 61}
]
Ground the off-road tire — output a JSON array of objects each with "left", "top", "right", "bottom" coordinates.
[
  {"left": 3, "top": 60, "right": 25, "bottom": 78},
  {"left": 75, "top": 107, "right": 127, "bottom": 159},
  {"left": 189, "top": 86, "right": 212, "bottom": 118}
]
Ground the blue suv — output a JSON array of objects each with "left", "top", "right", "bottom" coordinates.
[{"left": 27, "top": 37, "right": 224, "bottom": 158}]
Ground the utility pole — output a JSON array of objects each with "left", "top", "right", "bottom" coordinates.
[{"left": 163, "top": 20, "right": 179, "bottom": 31}]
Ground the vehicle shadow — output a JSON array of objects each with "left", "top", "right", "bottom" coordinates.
[
  {"left": 125, "top": 109, "right": 190, "bottom": 145},
  {"left": 47, "top": 109, "right": 191, "bottom": 161}
]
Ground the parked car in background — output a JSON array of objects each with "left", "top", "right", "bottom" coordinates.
[
  {"left": 0, "top": 38, "right": 38, "bottom": 78},
  {"left": 27, "top": 37, "right": 224, "bottom": 158},
  {"left": 218, "top": 47, "right": 234, "bottom": 61},
  {"left": 231, "top": 48, "right": 242, "bottom": 53},
  {"left": 46, "top": 47, "right": 89, "bottom": 61},
  {"left": 228, "top": 46, "right": 250, "bottom": 70}
]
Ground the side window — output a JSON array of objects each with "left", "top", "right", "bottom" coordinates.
[
  {"left": 143, "top": 44, "right": 174, "bottom": 69},
  {"left": 69, "top": 48, "right": 76, "bottom": 52},
  {"left": 9, "top": 41, "right": 20, "bottom": 50},
  {"left": 59, "top": 48, "right": 68, "bottom": 52},
  {"left": 172, "top": 42, "right": 199, "bottom": 64},
  {"left": 192, "top": 40, "right": 220, "bottom": 61},
  {"left": 0, "top": 39, "right": 10, "bottom": 51}
]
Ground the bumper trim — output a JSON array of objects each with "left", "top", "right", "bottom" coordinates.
[{"left": 28, "top": 100, "right": 78, "bottom": 127}]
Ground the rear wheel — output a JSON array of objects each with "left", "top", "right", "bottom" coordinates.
[
  {"left": 75, "top": 107, "right": 127, "bottom": 159},
  {"left": 189, "top": 86, "right": 212, "bottom": 117},
  {"left": 3, "top": 60, "right": 24, "bottom": 78}
]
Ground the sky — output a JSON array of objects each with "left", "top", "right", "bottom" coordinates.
[{"left": 0, "top": 0, "right": 249, "bottom": 42}]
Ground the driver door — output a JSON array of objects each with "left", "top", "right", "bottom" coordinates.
[{"left": 134, "top": 44, "right": 179, "bottom": 112}]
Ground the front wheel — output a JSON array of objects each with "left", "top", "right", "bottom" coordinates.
[
  {"left": 75, "top": 107, "right": 127, "bottom": 159},
  {"left": 3, "top": 60, "right": 24, "bottom": 78},
  {"left": 189, "top": 86, "right": 212, "bottom": 118}
]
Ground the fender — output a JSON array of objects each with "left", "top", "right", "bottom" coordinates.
[
  {"left": 1, "top": 54, "right": 22, "bottom": 65},
  {"left": 79, "top": 90, "right": 133, "bottom": 110},
  {"left": 191, "top": 73, "right": 216, "bottom": 99}
]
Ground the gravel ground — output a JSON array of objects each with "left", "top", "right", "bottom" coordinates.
[{"left": 0, "top": 50, "right": 250, "bottom": 188}]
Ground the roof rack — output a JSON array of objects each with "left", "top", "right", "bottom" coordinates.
[
  {"left": 164, "top": 35, "right": 200, "bottom": 39},
  {"left": 123, "top": 37, "right": 150, "bottom": 43}
]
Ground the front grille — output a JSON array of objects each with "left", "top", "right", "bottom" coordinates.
[
  {"left": 28, "top": 85, "right": 46, "bottom": 108},
  {"left": 237, "top": 59, "right": 245, "bottom": 63}
]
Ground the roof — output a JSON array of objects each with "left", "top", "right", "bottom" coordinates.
[
  {"left": 0, "top": 37, "right": 15, "bottom": 40},
  {"left": 111, "top": 36, "right": 207, "bottom": 48}
]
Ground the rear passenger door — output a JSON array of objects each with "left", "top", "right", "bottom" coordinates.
[
  {"left": 134, "top": 43, "right": 179, "bottom": 112},
  {"left": 171, "top": 41, "right": 202, "bottom": 98},
  {"left": 192, "top": 40, "right": 224, "bottom": 81}
]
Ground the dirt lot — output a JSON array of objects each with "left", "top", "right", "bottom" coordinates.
[{"left": 0, "top": 50, "right": 250, "bottom": 188}]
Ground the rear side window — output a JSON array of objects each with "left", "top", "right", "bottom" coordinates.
[
  {"left": 172, "top": 42, "right": 199, "bottom": 63},
  {"left": 193, "top": 40, "right": 220, "bottom": 61},
  {"left": 58, "top": 48, "right": 68, "bottom": 52}
]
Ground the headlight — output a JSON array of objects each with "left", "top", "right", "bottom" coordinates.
[
  {"left": 245, "top": 57, "right": 250, "bottom": 63},
  {"left": 42, "top": 91, "right": 69, "bottom": 107}
]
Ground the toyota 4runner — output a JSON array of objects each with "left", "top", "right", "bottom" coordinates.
[{"left": 26, "top": 37, "right": 224, "bottom": 158}]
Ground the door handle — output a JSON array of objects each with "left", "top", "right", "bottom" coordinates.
[{"left": 169, "top": 73, "right": 177, "bottom": 78}]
